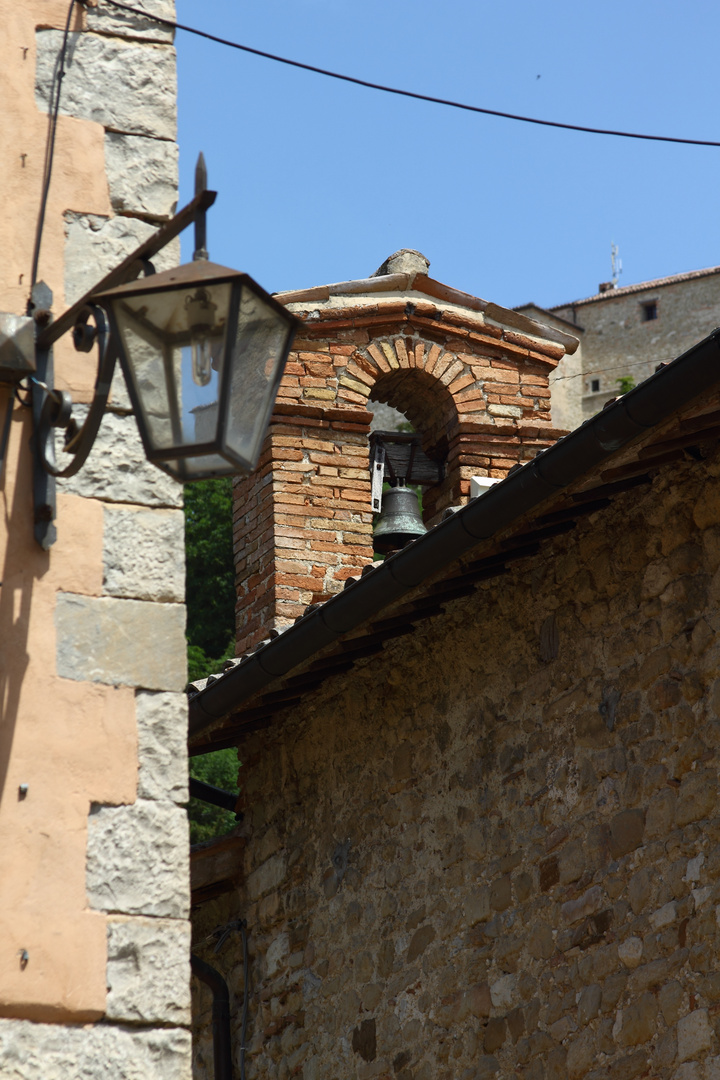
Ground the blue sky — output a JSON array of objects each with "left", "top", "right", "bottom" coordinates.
[{"left": 176, "top": 0, "right": 720, "bottom": 311}]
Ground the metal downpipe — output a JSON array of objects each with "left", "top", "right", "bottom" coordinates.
[{"left": 191, "top": 953, "right": 233, "bottom": 1080}]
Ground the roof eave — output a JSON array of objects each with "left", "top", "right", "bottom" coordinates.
[
  {"left": 276, "top": 273, "right": 580, "bottom": 356},
  {"left": 188, "top": 328, "right": 720, "bottom": 747}
]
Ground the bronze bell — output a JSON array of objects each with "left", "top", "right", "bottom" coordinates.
[{"left": 373, "top": 481, "right": 427, "bottom": 554}]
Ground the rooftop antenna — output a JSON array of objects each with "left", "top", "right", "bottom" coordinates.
[{"left": 611, "top": 241, "right": 622, "bottom": 286}]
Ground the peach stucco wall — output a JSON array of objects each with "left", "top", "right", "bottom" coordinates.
[{"left": 0, "top": 2, "right": 137, "bottom": 1021}]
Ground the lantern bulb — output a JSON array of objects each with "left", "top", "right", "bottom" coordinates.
[
  {"left": 191, "top": 331, "right": 212, "bottom": 386},
  {"left": 185, "top": 287, "right": 217, "bottom": 386}
]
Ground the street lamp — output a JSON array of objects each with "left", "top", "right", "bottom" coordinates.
[
  {"left": 0, "top": 155, "right": 299, "bottom": 546},
  {"left": 97, "top": 259, "right": 296, "bottom": 482}
]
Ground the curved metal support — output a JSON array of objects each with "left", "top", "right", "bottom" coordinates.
[
  {"left": 35, "top": 185, "right": 216, "bottom": 350},
  {"left": 35, "top": 304, "right": 117, "bottom": 479}
]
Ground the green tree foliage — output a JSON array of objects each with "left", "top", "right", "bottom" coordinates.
[
  {"left": 187, "top": 639, "right": 236, "bottom": 685},
  {"left": 616, "top": 376, "right": 636, "bottom": 395},
  {"left": 184, "top": 477, "right": 236, "bottom": 662},
  {"left": 184, "top": 477, "right": 239, "bottom": 844},
  {"left": 187, "top": 748, "right": 239, "bottom": 844}
]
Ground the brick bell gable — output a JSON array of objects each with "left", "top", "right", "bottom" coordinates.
[{"left": 233, "top": 255, "right": 578, "bottom": 655}]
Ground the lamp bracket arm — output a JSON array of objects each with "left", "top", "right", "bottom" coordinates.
[
  {"left": 36, "top": 188, "right": 217, "bottom": 350},
  {"left": 35, "top": 304, "right": 117, "bottom": 479}
]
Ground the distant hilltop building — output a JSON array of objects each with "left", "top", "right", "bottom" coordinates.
[{"left": 518, "top": 263, "right": 720, "bottom": 429}]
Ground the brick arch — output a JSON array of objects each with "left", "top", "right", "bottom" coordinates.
[
  {"left": 371, "top": 366, "right": 457, "bottom": 451},
  {"left": 345, "top": 336, "right": 486, "bottom": 523},
  {"left": 368, "top": 366, "right": 457, "bottom": 525},
  {"left": 342, "top": 336, "right": 482, "bottom": 426}
]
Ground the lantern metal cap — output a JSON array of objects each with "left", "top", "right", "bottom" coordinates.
[
  {"left": 94, "top": 260, "right": 242, "bottom": 298},
  {"left": 93, "top": 260, "right": 300, "bottom": 328}
]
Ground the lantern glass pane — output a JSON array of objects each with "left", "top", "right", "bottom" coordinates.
[
  {"left": 113, "top": 282, "right": 232, "bottom": 456},
  {"left": 161, "top": 453, "right": 234, "bottom": 480},
  {"left": 223, "top": 285, "right": 293, "bottom": 470}
]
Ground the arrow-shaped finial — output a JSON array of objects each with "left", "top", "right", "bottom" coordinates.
[
  {"left": 195, "top": 151, "right": 207, "bottom": 197},
  {"left": 193, "top": 152, "right": 209, "bottom": 261}
]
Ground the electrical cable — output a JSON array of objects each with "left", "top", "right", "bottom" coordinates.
[
  {"left": 103, "top": 0, "right": 720, "bottom": 149},
  {"left": 240, "top": 920, "right": 249, "bottom": 1080},
  {"left": 552, "top": 355, "right": 679, "bottom": 383},
  {"left": 30, "top": 0, "right": 78, "bottom": 295},
  {"left": 14, "top": 383, "right": 34, "bottom": 409}
]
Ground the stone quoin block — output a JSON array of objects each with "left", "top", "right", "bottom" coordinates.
[
  {"left": 87, "top": 800, "right": 189, "bottom": 919},
  {"left": 35, "top": 31, "right": 177, "bottom": 140},
  {"left": 104, "top": 133, "right": 179, "bottom": 220},
  {"left": 86, "top": 0, "right": 176, "bottom": 43},
  {"left": 136, "top": 691, "right": 188, "bottom": 803},
  {"left": 4, "top": 2, "right": 186, "bottom": 1073},
  {"left": 103, "top": 506, "right": 185, "bottom": 603},
  {"left": 106, "top": 916, "right": 191, "bottom": 1024},
  {"left": 57, "top": 409, "right": 182, "bottom": 508},
  {"left": 63, "top": 213, "right": 179, "bottom": 307},
  {"left": 0, "top": 1018, "right": 191, "bottom": 1080},
  {"left": 55, "top": 594, "right": 186, "bottom": 691}
]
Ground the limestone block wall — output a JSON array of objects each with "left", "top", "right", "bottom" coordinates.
[
  {"left": 0, "top": 2, "right": 191, "bottom": 1077},
  {"left": 234, "top": 298, "right": 567, "bottom": 654},
  {"left": 195, "top": 445, "right": 720, "bottom": 1080},
  {"left": 514, "top": 303, "right": 585, "bottom": 432},
  {"left": 552, "top": 271, "right": 720, "bottom": 421}
]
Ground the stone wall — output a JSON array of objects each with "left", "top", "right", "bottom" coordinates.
[
  {"left": 234, "top": 293, "right": 567, "bottom": 654},
  {"left": 513, "top": 303, "right": 585, "bottom": 432},
  {"left": 552, "top": 271, "right": 720, "bottom": 421},
  {"left": 193, "top": 443, "right": 720, "bottom": 1080},
  {"left": 0, "top": 2, "right": 190, "bottom": 1077}
]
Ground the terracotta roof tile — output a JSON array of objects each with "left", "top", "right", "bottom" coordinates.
[{"left": 551, "top": 264, "right": 720, "bottom": 309}]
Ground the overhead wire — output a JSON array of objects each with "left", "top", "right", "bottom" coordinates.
[
  {"left": 32, "top": 3, "right": 717, "bottom": 400},
  {"left": 552, "top": 356, "right": 678, "bottom": 383},
  {"left": 30, "top": 0, "right": 720, "bottom": 315},
  {"left": 30, "top": 0, "right": 78, "bottom": 296},
  {"left": 30, "top": 0, "right": 720, "bottom": 307},
  {"left": 103, "top": 0, "right": 720, "bottom": 149}
]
